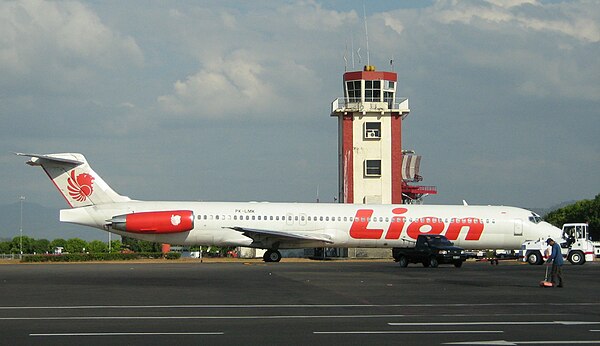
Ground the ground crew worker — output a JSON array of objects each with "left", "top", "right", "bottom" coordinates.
[{"left": 546, "top": 238, "right": 564, "bottom": 287}]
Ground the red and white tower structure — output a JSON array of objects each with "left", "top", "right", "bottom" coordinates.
[{"left": 331, "top": 65, "right": 436, "bottom": 205}]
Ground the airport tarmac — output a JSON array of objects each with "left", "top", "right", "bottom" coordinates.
[{"left": 0, "top": 259, "right": 599, "bottom": 345}]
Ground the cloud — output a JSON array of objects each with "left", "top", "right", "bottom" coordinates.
[
  {"left": 2, "top": 0, "right": 598, "bottom": 210},
  {"left": 158, "top": 51, "right": 280, "bottom": 118},
  {"left": 432, "top": 0, "right": 600, "bottom": 43},
  {"left": 374, "top": 0, "right": 600, "bottom": 102},
  {"left": 278, "top": 0, "right": 358, "bottom": 31},
  {"left": 0, "top": 0, "right": 143, "bottom": 95}
]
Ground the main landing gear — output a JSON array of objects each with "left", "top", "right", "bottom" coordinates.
[{"left": 263, "top": 250, "right": 282, "bottom": 262}]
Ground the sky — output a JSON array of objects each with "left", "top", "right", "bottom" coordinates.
[{"left": 1, "top": 0, "right": 599, "bottom": 214}]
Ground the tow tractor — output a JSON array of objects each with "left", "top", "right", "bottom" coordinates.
[{"left": 521, "top": 223, "right": 594, "bottom": 265}]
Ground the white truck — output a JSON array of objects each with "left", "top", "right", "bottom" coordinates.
[{"left": 521, "top": 223, "right": 595, "bottom": 265}]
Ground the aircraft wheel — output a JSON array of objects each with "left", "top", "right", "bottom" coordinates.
[
  {"left": 568, "top": 251, "right": 585, "bottom": 265},
  {"left": 454, "top": 261, "right": 463, "bottom": 268},
  {"left": 263, "top": 250, "right": 282, "bottom": 263},
  {"left": 398, "top": 256, "right": 408, "bottom": 267},
  {"left": 429, "top": 257, "right": 439, "bottom": 268},
  {"left": 526, "top": 251, "right": 542, "bottom": 265}
]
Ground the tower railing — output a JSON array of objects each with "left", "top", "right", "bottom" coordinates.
[{"left": 331, "top": 97, "right": 409, "bottom": 114}]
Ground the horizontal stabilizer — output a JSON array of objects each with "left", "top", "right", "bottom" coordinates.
[{"left": 15, "top": 152, "right": 83, "bottom": 166}]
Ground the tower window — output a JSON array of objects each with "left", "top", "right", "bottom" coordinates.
[
  {"left": 364, "top": 160, "right": 382, "bottom": 176},
  {"left": 365, "top": 80, "right": 381, "bottom": 102},
  {"left": 346, "top": 80, "right": 361, "bottom": 103},
  {"left": 364, "top": 122, "right": 381, "bottom": 139},
  {"left": 384, "top": 91, "right": 394, "bottom": 108}
]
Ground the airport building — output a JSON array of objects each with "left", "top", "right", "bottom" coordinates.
[
  {"left": 328, "top": 65, "right": 437, "bottom": 258},
  {"left": 330, "top": 65, "right": 436, "bottom": 205}
]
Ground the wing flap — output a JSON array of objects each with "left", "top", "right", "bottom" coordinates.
[{"left": 226, "top": 227, "right": 334, "bottom": 244}]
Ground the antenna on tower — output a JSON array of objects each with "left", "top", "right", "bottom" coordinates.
[
  {"left": 344, "top": 43, "right": 348, "bottom": 71},
  {"left": 363, "top": 4, "right": 370, "bottom": 67},
  {"left": 351, "top": 35, "right": 355, "bottom": 69}
]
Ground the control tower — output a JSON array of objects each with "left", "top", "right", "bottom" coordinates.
[{"left": 331, "top": 65, "right": 436, "bottom": 205}]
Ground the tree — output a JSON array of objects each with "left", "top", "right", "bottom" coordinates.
[
  {"left": 32, "top": 239, "right": 51, "bottom": 254},
  {"left": 64, "top": 238, "right": 88, "bottom": 253},
  {"left": 50, "top": 238, "right": 67, "bottom": 250},
  {"left": 122, "top": 236, "right": 161, "bottom": 252},
  {"left": 11, "top": 236, "right": 34, "bottom": 254},
  {"left": 109, "top": 240, "right": 122, "bottom": 253},
  {"left": 87, "top": 240, "right": 108, "bottom": 253},
  {"left": 0, "top": 241, "right": 11, "bottom": 254}
]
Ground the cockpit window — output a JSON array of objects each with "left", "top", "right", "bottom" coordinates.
[{"left": 528, "top": 212, "right": 542, "bottom": 224}]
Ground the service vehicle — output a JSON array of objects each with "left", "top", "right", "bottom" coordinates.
[
  {"left": 521, "top": 223, "right": 594, "bottom": 265},
  {"left": 392, "top": 234, "right": 466, "bottom": 268}
]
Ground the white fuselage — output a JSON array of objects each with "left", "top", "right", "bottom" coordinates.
[{"left": 60, "top": 201, "right": 561, "bottom": 250}]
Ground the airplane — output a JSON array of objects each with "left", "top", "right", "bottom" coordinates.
[{"left": 16, "top": 152, "right": 562, "bottom": 262}]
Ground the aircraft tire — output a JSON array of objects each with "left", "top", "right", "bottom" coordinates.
[
  {"left": 263, "top": 250, "right": 282, "bottom": 263},
  {"left": 454, "top": 261, "right": 463, "bottom": 268}
]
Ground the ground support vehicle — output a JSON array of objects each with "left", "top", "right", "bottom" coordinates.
[
  {"left": 521, "top": 223, "right": 594, "bottom": 265},
  {"left": 392, "top": 234, "right": 466, "bottom": 268}
]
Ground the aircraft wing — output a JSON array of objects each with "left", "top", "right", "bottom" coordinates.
[{"left": 226, "top": 226, "right": 334, "bottom": 245}]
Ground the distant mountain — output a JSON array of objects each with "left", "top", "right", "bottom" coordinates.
[
  {"left": 0, "top": 202, "right": 113, "bottom": 241},
  {"left": 532, "top": 200, "right": 578, "bottom": 218}
]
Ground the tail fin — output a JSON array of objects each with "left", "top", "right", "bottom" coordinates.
[{"left": 16, "top": 153, "right": 130, "bottom": 208}]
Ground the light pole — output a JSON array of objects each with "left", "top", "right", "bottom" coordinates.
[{"left": 19, "top": 196, "right": 25, "bottom": 257}]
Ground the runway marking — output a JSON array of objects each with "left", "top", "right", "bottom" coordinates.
[
  {"left": 30, "top": 332, "right": 224, "bottom": 337},
  {"left": 444, "top": 340, "right": 600, "bottom": 345},
  {"left": 314, "top": 330, "right": 504, "bottom": 335},
  {"left": 0, "top": 303, "right": 598, "bottom": 310},
  {"left": 388, "top": 321, "right": 600, "bottom": 326},
  {"left": 0, "top": 314, "right": 407, "bottom": 320}
]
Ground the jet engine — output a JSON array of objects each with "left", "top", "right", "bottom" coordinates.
[{"left": 110, "top": 210, "right": 194, "bottom": 234}]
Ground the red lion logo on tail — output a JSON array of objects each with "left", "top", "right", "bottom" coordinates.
[{"left": 67, "top": 171, "right": 94, "bottom": 202}]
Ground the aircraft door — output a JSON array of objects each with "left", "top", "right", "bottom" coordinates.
[
  {"left": 299, "top": 213, "right": 307, "bottom": 226},
  {"left": 514, "top": 219, "right": 523, "bottom": 236}
]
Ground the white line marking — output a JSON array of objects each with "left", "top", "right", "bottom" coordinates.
[
  {"left": 444, "top": 340, "right": 600, "bottom": 345},
  {"left": 0, "top": 314, "right": 405, "bottom": 321},
  {"left": 388, "top": 321, "right": 600, "bottom": 326},
  {"left": 30, "top": 332, "right": 223, "bottom": 337},
  {"left": 314, "top": 330, "right": 504, "bottom": 335},
  {"left": 0, "top": 303, "right": 598, "bottom": 310}
]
